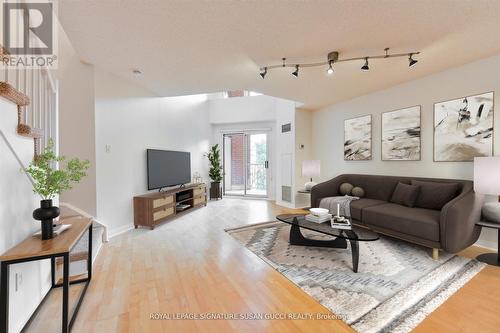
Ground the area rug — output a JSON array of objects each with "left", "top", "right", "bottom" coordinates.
[{"left": 226, "top": 221, "right": 485, "bottom": 333}]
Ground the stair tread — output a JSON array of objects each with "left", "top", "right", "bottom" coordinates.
[
  {"left": 17, "top": 125, "right": 43, "bottom": 138},
  {"left": 0, "top": 81, "right": 30, "bottom": 106}
]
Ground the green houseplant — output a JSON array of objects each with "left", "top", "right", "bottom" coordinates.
[
  {"left": 206, "top": 144, "right": 223, "bottom": 200},
  {"left": 26, "top": 139, "right": 90, "bottom": 239}
]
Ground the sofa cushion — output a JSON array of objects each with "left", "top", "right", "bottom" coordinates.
[
  {"left": 350, "top": 198, "right": 387, "bottom": 221},
  {"left": 411, "top": 180, "right": 459, "bottom": 210},
  {"left": 362, "top": 203, "right": 441, "bottom": 242},
  {"left": 390, "top": 182, "right": 420, "bottom": 208},
  {"left": 339, "top": 183, "right": 354, "bottom": 195},
  {"left": 363, "top": 177, "right": 401, "bottom": 201}
]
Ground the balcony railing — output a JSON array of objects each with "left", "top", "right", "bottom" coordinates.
[{"left": 248, "top": 163, "right": 266, "bottom": 191}]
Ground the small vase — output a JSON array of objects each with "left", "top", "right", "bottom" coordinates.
[{"left": 33, "top": 199, "right": 60, "bottom": 240}]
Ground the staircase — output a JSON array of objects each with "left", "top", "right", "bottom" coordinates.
[{"left": 1, "top": 46, "right": 56, "bottom": 157}]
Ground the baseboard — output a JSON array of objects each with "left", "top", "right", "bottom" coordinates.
[
  {"left": 108, "top": 225, "right": 134, "bottom": 239},
  {"left": 222, "top": 195, "right": 274, "bottom": 201}
]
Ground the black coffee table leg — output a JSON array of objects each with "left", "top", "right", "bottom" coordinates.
[
  {"left": 343, "top": 230, "right": 359, "bottom": 273},
  {"left": 289, "top": 224, "right": 347, "bottom": 248}
]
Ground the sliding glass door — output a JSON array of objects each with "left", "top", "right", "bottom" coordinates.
[{"left": 223, "top": 132, "right": 269, "bottom": 197}]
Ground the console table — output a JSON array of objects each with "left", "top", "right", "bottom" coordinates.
[{"left": 0, "top": 216, "right": 92, "bottom": 333}]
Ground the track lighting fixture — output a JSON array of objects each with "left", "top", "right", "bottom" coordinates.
[
  {"left": 327, "top": 60, "right": 334, "bottom": 75},
  {"left": 260, "top": 67, "right": 267, "bottom": 79},
  {"left": 259, "top": 48, "right": 420, "bottom": 78},
  {"left": 408, "top": 53, "right": 418, "bottom": 67},
  {"left": 361, "top": 58, "right": 369, "bottom": 71}
]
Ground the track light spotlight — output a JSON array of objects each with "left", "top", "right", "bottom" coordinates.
[
  {"left": 408, "top": 54, "right": 418, "bottom": 67},
  {"left": 327, "top": 61, "right": 334, "bottom": 75},
  {"left": 260, "top": 67, "right": 267, "bottom": 79},
  {"left": 361, "top": 57, "right": 369, "bottom": 71},
  {"left": 292, "top": 65, "right": 299, "bottom": 77}
]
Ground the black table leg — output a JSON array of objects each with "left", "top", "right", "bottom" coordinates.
[
  {"left": 342, "top": 230, "right": 359, "bottom": 273},
  {"left": 51, "top": 257, "right": 56, "bottom": 288},
  {"left": 289, "top": 223, "right": 347, "bottom": 248},
  {"left": 87, "top": 224, "right": 92, "bottom": 281},
  {"left": 0, "top": 262, "right": 9, "bottom": 332},
  {"left": 62, "top": 253, "right": 69, "bottom": 333},
  {"left": 476, "top": 228, "right": 500, "bottom": 266}
]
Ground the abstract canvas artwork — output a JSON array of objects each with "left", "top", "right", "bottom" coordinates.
[
  {"left": 382, "top": 106, "right": 421, "bottom": 161},
  {"left": 434, "top": 92, "right": 494, "bottom": 161},
  {"left": 344, "top": 115, "right": 372, "bottom": 160}
]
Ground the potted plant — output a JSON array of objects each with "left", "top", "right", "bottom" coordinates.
[
  {"left": 206, "top": 144, "right": 223, "bottom": 200},
  {"left": 25, "top": 139, "right": 90, "bottom": 239}
]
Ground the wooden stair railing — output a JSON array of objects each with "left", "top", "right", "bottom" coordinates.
[{"left": 1, "top": 46, "right": 45, "bottom": 157}]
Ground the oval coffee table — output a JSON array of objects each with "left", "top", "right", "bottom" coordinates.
[{"left": 276, "top": 214, "right": 379, "bottom": 273}]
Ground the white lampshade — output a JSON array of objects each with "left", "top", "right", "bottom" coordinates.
[
  {"left": 474, "top": 157, "right": 500, "bottom": 195},
  {"left": 302, "top": 160, "right": 320, "bottom": 179}
]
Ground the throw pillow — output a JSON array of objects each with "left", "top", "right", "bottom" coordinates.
[
  {"left": 390, "top": 182, "right": 420, "bottom": 207},
  {"left": 339, "top": 183, "right": 354, "bottom": 195},
  {"left": 411, "top": 180, "right": 459, "bottom": 210},
  {"left": 351, "top": 186, "right": 365, "bottom": 198}
]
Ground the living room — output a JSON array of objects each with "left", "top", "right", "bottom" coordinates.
[{"left": 1, "top": 1, "right": 500, "bottom": 332}]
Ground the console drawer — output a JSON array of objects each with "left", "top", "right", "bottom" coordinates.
[
  {"left": 153, "top": 195, "right": 173, "bottom": 208},
  {"left": 194, "top": 197, "right": 205, "bottom": 206},
  {"left": 153, "top": 207, "right": 174, "bottom": 221},
  {"left": 193, "top": 187, "right": 206, "bottom": 197}
]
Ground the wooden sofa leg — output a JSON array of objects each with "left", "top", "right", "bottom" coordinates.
[{"left": 432, "top": 248, "right": 439, "bottom": 260}]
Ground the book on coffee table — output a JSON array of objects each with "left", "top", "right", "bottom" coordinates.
[{"left": 305, "top": 214, "right": 332, "bottom": 223}]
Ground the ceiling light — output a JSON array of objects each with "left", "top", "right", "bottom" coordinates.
[
  {"left": 258, "top": 48, "right": 420, "bottom": 78},
  {"left": 361, "top": 58, "right": 369, "bottom": 71},
  {"left": 327, "top": 61, "right": 334, "bottom": 75},
  {"left": 260, "top": 67, "right": 267, "bottom": 79},
  {"left": 408, "top": 53, "right": 418, "bottom": 67}
]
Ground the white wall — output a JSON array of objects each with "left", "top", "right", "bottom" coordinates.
[
  {"left": 275, "top": 99, "right": 297, "bottom": 207},
  {"left": 56, "top": 27, "right": 97, "bottom": 216},
  {"left": 95, "top": 70, "right": 211, "bottom": 236},
  {"left": 208, "top": 95, "right": 278, "bottom": 124},
  {"left": 0, "top": 99, "right": 51, "bottom": 333},
  {"left": 294, "top": 109, "right": 313, "bottom": 208},
  {"left": 312, "top": 53, "right": 500, "bottom": 249}
]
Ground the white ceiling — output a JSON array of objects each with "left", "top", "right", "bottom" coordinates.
[{"left": 59, "top": 0, "right": 500, "bottom": 110}]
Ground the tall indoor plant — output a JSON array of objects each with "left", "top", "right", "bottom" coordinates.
[
  {"left": 26, "top": 139, "right": 90, "bottom": 239},
  {"left": 206, "top": 144, "right": 223, "bottom": 200}
]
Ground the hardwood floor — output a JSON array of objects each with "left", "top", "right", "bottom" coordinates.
[{"left": 25, "top": 199, "right": 500, "bottom": 333}]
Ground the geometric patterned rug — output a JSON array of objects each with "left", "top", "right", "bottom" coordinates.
[{"left": 226, "top": 221, "right": 485, "bottom": 333}]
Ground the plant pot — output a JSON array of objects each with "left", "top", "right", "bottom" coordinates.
[
  {"left": 210, "top": 182, "right": 222, "bottom": 200},
  {"left": 33, "top": 199, "right": 60, "bottom": 240}
]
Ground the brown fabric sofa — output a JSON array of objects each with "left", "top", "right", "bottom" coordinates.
[{"left": 311, "top": 174, "right": 484, "bottom": 255}]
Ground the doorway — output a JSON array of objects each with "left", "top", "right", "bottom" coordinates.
[{"left": 223, "top": 132, "right": 270, "bottom": 197}]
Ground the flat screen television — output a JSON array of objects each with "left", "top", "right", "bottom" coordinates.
[{"left": 147, "top": 149, "right": 191, "bottom": 190}]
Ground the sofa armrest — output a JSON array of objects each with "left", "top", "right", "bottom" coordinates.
[
  {"left": 439, "top": 191, "right": 484, "bottom": 253},
  {"left": 310, "top": 175, "right": 347, "bottom": 208}
]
